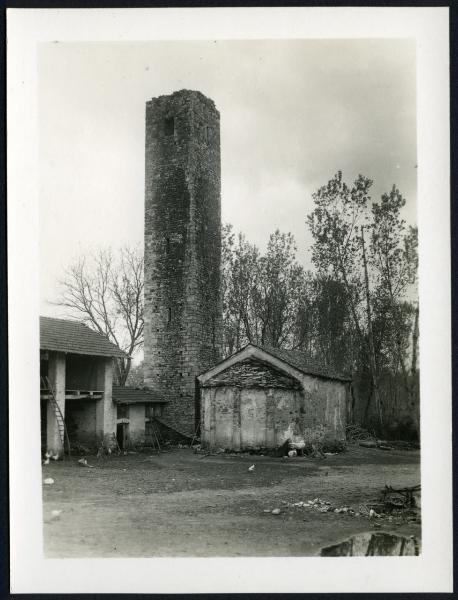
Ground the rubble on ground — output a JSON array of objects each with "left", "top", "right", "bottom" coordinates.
[
  {"left": 346, "top": 424, "right": 419, "bottom": 450},
  {"left": 262, "top": 484, "right": 421, "bottom": 523},
  {"left": 346, "top": 424, "right": 377, "bottom": 442}
]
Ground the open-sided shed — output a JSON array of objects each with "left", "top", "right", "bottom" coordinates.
[
  {"left": 112, "top": 386, "right": 167, "bottom": 449},
  {"left": 40, "top": 316, "right": 126, "bottom": 456}
]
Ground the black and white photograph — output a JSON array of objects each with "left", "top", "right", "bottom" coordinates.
[{"left": 8, "top": 6, "right": 452, "bottom": 594}]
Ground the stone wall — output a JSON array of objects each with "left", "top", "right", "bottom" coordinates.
[
  {"left": 297, "top": 373, "right": 347, "bottom": 442},
  {"left": 205, "top": 358, "right": 302, "bottom": 390},
  {"left": 144, "top": 90, "right": 222, "bottom": 435},
  {"left": 201, "top": 360, "right": 348, "bottom": 451}
]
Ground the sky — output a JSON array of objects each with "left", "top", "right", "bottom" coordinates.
[{"left": 38, "top": 39, "right": 417, "bottom": 317}]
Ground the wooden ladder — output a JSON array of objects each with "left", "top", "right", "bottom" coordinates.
[
  {"left": 190, "top": 422, "right": 201, "bottom": 448},
  {"left": 42, "top": 376, "right": 71, "bottom": 457},
  {"left": 150, "top": 418, "right": 163, "bottom": 453}
]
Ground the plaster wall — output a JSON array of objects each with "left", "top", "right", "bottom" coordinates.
[
  {"left": 46, "top": 352, "right": 66, "bottom": 456},
  {"left": 128, "top": 404, "right": 146, "bottom": 446},
  {"left": 201, "top": 369, "right": 347, "bottom": 450},
  {"left": 95, "top": 358, "right": 116, "bottom": 447}
]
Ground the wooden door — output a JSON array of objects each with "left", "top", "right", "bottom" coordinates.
[
  {"left": 116, "top": 422, "right": 129, "bottom": 450},
  {"left": 240, "top": 389, "right": 267, "bottom": 448}
]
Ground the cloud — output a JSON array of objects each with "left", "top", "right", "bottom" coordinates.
[{"left": 39, "top": 39, "right": 417, "bottom": 314}]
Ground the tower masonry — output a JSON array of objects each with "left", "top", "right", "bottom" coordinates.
[{"left": 144, "top": 89, "right": 223, "bottom": 435}]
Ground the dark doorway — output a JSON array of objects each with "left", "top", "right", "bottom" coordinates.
[{"left": 116, "top": 422, "right": 129, "bottom": 450}]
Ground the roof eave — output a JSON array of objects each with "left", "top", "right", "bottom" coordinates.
[
  {"left": 198, "top": 343, "right": 351, "bottom": 385},
  {"left": 40, "top": 345, "right": 126, "bottom": 359}
]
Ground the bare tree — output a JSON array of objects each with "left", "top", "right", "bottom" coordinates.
[
  {"left": 256, "top": 230, "right": 306, "bottom": 348},
  {"left": 55, "top": 246, "right": 144, "bottom": 385},
  {"left": 222, "top": 225, "right": 261, "bottom": 354},
  {"left": 222, "top": 226, "right": 307, "bottom": 354}
]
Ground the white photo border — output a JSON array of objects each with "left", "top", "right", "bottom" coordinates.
[{"left": 7, "top": 6, "right": 451, "bottom": 593}]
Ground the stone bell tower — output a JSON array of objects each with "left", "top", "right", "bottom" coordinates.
[{"left": 143, "top": 90, "right": 222, "bottom": 435}]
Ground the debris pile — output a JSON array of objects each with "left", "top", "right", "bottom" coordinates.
[
  {"left": 263, "top": 486, "right": 421, "bottom": 524},
  {"left": 380, "top": 484, "right": 421, "bottom": 511},
  {"left": 346, "top": 424, "right": 420, "bottom": 451},
  {"left": 275, "top": 498, "right": 356, "bottom": 515},
  {"left": 345, "top": 424, "right": 376, "bottom": 442}
]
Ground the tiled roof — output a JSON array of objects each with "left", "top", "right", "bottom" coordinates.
[
  {"left": 112, "top": 386, "right": 167, "bottom": 404},
  {"left": 40, "top": 316, "right": 126, "bottom": 358},
  {"left": 258, "top": 345, "right": 351, "bottom": 382}
]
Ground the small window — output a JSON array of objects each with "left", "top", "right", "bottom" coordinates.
[
  {"left": 165, "top": 237, "right": 170, "bottom": 254},
  {"left": 164, "top": 117, "right": 175, "bottom": 136},
  {"left": 145, "top": 405, "right": 163, "bottom": 419},
  {"left": 117, "top": 404, "right": 129, "bottom": 420},
  {"left": 168, "top": 307, "right": 172, "bottom": 323}
]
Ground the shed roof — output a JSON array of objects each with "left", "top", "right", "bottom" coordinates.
[
  {"left": 40, "top": 316, "right": 126, "bottom": 359},
  {"left": 198, "top": 343, "right": 351, "bottom": 384},
  {"left": 258, "top": 345, "right": 351, "bottom": 382},
  {"left": 112, "top": 386, "right": 167, "bottom": 405}
]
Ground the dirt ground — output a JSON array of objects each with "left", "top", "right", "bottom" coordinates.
[{"left": 42, "top": 445, "right": 421, "bottom": 557}]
